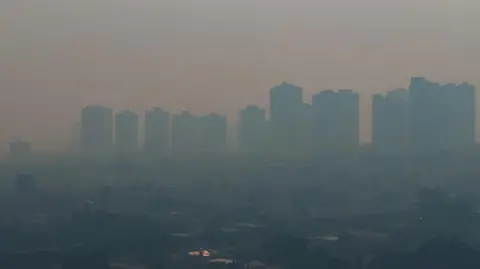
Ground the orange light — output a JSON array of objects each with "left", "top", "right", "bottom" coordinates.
[{"left": 188, "top": 251, "right": 201, "bottom": 256}]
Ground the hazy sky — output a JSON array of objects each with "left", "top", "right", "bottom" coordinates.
[{"left": 1, "top": 0, "right": 480, "bottom": 151}]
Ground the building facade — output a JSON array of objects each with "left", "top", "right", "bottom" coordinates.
[
  {"left": 239, "top": 105, "right": 267, "bottom": 153},
  {"left": 197, "top": 113, "right": 227, "bottom": 153},
  {"left": 269, "top": 82, "right": 304, "bottom": 153},
  {"left": 115, "top": 110, "right": 139, "bottom": 154},
  {"left": 409, "top": 77, "right": 475, "bottom": 152},
  {"left": 171, "top": 111, "right": 198, "bottom": 154},
  {"left": 144, "top": 108, "right": 170, "bottom": 155},
  {"left": 372, "top": 89, "right": 409, "bottom": 154},
  {"left": 81, "top": 106, "right": 114, "bottom": 154},
  {"left": 312, "top": 90, "right": 359, "bottom": 153}
]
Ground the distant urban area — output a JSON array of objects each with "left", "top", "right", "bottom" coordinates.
[
  {"left": 2, "top": 77, "right": 480, "bottom": 269},
  {"left": 6, "top": 77, "right": 477, "bottom": 159}
]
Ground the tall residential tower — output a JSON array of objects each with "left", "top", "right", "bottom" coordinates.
[
  {"left": 171, "top": 111, "right": 198, "bottom": 154},
  {"left": 372, "top": 89, "right": 409, "bottom": 154},
  {"left": 269, "top": 82, "right": 304, "bottom": 153},
  {"left": 239, "top": 105, "right": 267, "bottom": 153},
  {"left": 312, "top": 90, "right": 359, "bottom": 153},
  {"left": 409, "top": 77, "right": 475, "bottom": 152},
  {"left": 115, "top": 110, "right": 139, "bottom": 154},
  {"left": 81, "top": 106, "right": 114, "bottom": 154},
  {"left": 144, "top": 108, "right": 170, "bottom": 155}
]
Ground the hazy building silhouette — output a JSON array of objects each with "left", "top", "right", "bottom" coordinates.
[
  {"left": 337, "top": 90, "right": 360, "bottom": 152},
  {"left": 9, "top": 140, "right": 32, "bottom": 159},
  {"left": 171, "top": 111, "right": 198, "bottom": 154},
  {"left": 312, "top": 90, "right": 359, "bottom": 153},
  {"left": 441, "top": 82, "right": 476, "bottom": 150},
  {"left": 409, "top": 77, "right": 476, "bottom": 152},
  {"left": 312, "top": 90, "right": 337, "bottom": 153},
  {"left": 144, "top": 108, "right": 170, "bottom": 155},
  {"left": 114, "top": 110, "right": 139, "bottom": 154},
  {"left": 372, "top": 89, "right": 409, "bottom": 154},
  {"left": 239, "top": 105, "right": 267, "bottom": 153},
  {"left": 300, "top": 102, "right": 313, "bottom": 153},
  {"left": 197, "top": 113, "right": 227, "bottom": 153},
  {"left": 409, "top": 77, "right": 443, "bottom": 152},
  {"left": 81, "top": 106, "right": 114, "bottom": 154},
  {"left": 269, "top": 82, "right": 304, "bottom": 154}
]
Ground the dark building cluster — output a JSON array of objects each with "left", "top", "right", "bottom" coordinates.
[
  {"left": 79, "top": 77, "right": 475, "bottom": 157},
  {"left": 372, "top": 77, "right": 476, "bottom": 153},
  {"left": 76, "top": 81, "right": 359, "bottom": 157},
  {"left": 79, "top": 106, "right": 227, "bottom": 156},
  {"left": 7, "top": 77, "right": 475, "bottom": 158},
  {"left": 75, "top": 77, "right": 476, "bottom": 157}
]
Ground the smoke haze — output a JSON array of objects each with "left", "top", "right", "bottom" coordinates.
[{"left": 1, "top": 0, "right": 480, "bottom": 150}]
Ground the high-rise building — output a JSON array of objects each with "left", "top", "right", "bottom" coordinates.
[
  {"left": 115, "top": 110, "right": 139, "bottom": 154},
  {"left": 441, "top": 82, "right": 476, "bottom": 150},
  {"left": 300, "top": 102, "right": 313, "bottom": 153},
  {"left": 409, "top": 77, "right": 443, "bottom": 152},
  {"left": 171, "top": 111, "right": 198, "bottom": 154},
  {"left": 372, "top": 89, "right": 409, "bottom": 154},
  {"left": 409, "top": 77, "right": 475, "bottom": 152},
  {"left": 372, "top": 95, "right": 387, "bottom": 152},
  {"left": 312, "top": 90, "right": 337, "bottom": 152},
  {"left": 337, "top": 90, "right": 360, "bottom": 152},
  {"left": 144, "top": 108, "right": 170, "bottom": 155},
  {"left": 312, "top": 90, "right": 359, "bottom": 153},
  {"left": 81, "top": 106, "right": 113, "bottom": 154},
  {"left": 197, "top": 113, "right": 227, "bottom": 153},
  {"left": 239, "top": 105, "right": 267, "bottom": 153},
  {"left": 269, "top": 82, "right": 304, "bottom": 153}
]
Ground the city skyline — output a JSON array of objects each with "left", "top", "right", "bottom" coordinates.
[
  {"left": 7, "top": 77, "right": 476, "bottom": 155},
  {"left": 3, "top": 0, "right": 480, "bottom": 152},
  {"left": 5, "top": 76, "right": 480, "bottom": 153},
  {"left": 3, "top": 2, "right": 480, "bottom": 267}
]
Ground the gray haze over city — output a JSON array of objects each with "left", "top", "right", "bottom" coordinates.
[
  {"left": 5, "top": 2, "right": 480, "bottom": 269},
  {"left": 2, "top": 0, "right": 480, "bottom": 152}
]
